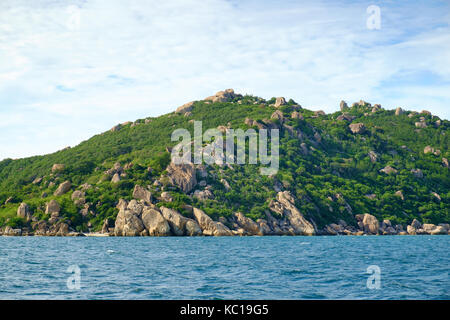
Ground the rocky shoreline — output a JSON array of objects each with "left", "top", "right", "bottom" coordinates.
[{"left": 2, "top": 192, "right": 449, "bottom": 237}]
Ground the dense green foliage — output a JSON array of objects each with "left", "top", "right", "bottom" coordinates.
[{"left": 0, "top": 95, "right": 448, "bottom": 231}]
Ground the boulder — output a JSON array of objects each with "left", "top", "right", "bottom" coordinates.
[
  {"left": 349, "top": 123, "right": 366, "bottom": 134},
  {"left": 415, "top": 121, "right": 427, "bottom": 128},
  {"left": 411, "top": 169, "right": 423, "bottom": 178},
  {"left": 368, "top": 151, "right": 378, "bottom": 163},
  {"left": 271, "top": 110, "right": 285, "bottom": 122},
  {"left": 340, "top": 100, "right": 348, "bottom": 111},
  {"left": 274, "top": 97, "right": 287, "bottom": 108},
  {"left": 160, "top": 192, "right": 173, "bottom": 202},
  {"left": 45, "top": 200, "right": 61, "bottom": 216},
  {"left": 132, "top": 185, "right": 152, "bottom": 204},
  {"left": 443, "top": 158, "right": 449, "bottom": 168},
  {"left": 204, "top": 89, "right": 240, "bottom": 103},
  {"left": 336, "top": 113, "right": 356, "bottom": 121},
  {"left": 361, "top": 213, "right": 379, "bottom": 235},
  {"left": 114, "top": 206, "right": 145, "bottom": 236},
  {"left": 52, "top": 164, "right": 65, "bottom": 172},
  {"left": 160, "top": 207, "right": 201, "bottom": 236},
  {"left": 268, "top": 191, "right": 316, "bottom": 235},
  {"left": 395, "top": 190, "right": 405, "bottom": 201},
  {"left": 176, "top": 101, "right": 194, "bottom": 114},
  {"left": 233, "top": 212, "right": 263, "bottom": 235},
  {"left": 111, "top": 173, "right": 121, "bottom": 183},
  {"left": 54, "top": 181, "right": 71, "bottom": 196},
  {"left": 395, "top": 107, "right": 404, "bottom": 116},
  {"left": 291, "top": 111, "right": 303, "bottom": 120},
  {"left": 32, "top": 177, "right": 43, "bottom": 185},
  {"left": 193, "top": 208, "right": 232, "bottom": 236},
  {"left": 167, "top": 162, "right": 197, "bottom": 193},
  {"left": 141, "top": 208, "right": 171, "bottom": 236},
  {"left": 17, "top": 203, "right": 31, "bottom": 221},
  {"left": 379, "top": 166, "right": 398, "bottom": 175},
  {"left": 411, "top": 219, "right": 422, "bottom": 229},
  {"left": 101, "top": 218, "right": 112, "bottom": 234},
  {"left": 193, "top": 189, "right": 214, "bottom": 201}
]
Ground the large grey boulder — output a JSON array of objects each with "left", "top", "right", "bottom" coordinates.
[
  {"left": 269, "top": 191, "right": 316, "bottom": 235},
  {"left": 45, "top": 200, "right": 61, "bottom": 216},
  {"left": 274, "top": 97, "right": 287, "bottom": 108},
  {"left": 132, "top": 185, "right": 152, "bottom": 204},
  {"left": 233, "top": 212, "right": 263, "bottom": 235},
  {"left": 160, "top": 207, "right": 202, "bottom": 236},
  {"left": 361, "top": 214, "right": 380, "bottom": 235},
  {"left": 193, "top": 208, "right": 232, "bottom": 236},
  {"left": 141, "top": 208, "right": 171, "bottom": 236},
  {"left": 176, "top": 101, "right": 194, "bottom": 114},
  {"left": 54, "top": 181, "right": 71, "bottom": 196},
  {"left": 17, "top": 203, "right": 31, "bottom": 221},
  {"left": 349, "top": 123, "right": 366, "bottom": 134},
  {"left": 114, "top": 206, "right": 145, "bottom": 236}
]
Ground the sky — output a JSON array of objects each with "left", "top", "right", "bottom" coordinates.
[{"left": 0, "top": 0, "right": 449, "bottom": 160}]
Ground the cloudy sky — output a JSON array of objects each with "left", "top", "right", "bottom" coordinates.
[{"left": 0, "top": 0, "right": 449, "bottom": 160}]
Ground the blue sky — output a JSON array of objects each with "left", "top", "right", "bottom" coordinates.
[{"left": 0, "top": 0, "right": 449, "bottom": 160}]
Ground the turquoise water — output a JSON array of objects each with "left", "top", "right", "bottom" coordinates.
[{"left": 0, "top": 236, "right": 448, "bottom": 299}]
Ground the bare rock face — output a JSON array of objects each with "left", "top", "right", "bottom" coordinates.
[
  {"left": 167, "top": 162, "right": 197, "bottom": 193},
  {"left": 193, "top": 208, "right": 232, "bottom": 236},
  {"left": 132, "top": 185, "right": 152, "bottom": 204},
  {"left": 233, "top": 212, "right": 263, "bottom": 235},
  {"left": 45, "top": 200, "right": 61, "bottom": 216},
  {"left": 54, "top": 181, "right": 71, "bottom": 196},
  {"left": 349, "top": 123, "right": 366, "bottom": 134},
  {"left": 274, "top": 97, "right": 287, "bottom": 108},
  {"left": 141, "top": 208, "right": 171, "bottom": 236},
  {"left": 17, "top": 203, "right": 31, "bottom": 221},
  {"left": 160, "top": 207, "right": 201, "bottom": 236},
  {"left": 361, "top": 213, "right": 380, "bottom": 235},
  {"left": 176, "top": 101, "right": 194, "bottom": 114},
  {"left": 269, "top": 191, "right": 316, "bottom": 235},
  {"left": 204, "top": 89, "right": 240, "bottom": 103}
]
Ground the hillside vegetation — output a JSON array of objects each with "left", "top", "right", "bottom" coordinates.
[{"left": 0, "top": 89, "right": 448, "bottom": 235}]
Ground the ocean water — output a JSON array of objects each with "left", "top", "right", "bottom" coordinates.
[{"left": 0, "top": 236, "right": 448, "bottom": 300}]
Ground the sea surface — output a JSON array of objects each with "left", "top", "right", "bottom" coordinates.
[{"left": 0, "top": 236, "right": 448, "bottom": 300}]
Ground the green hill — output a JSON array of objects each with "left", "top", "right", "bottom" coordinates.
[{"left": 0, "top": 89, "right": 449, "bottom": 235}]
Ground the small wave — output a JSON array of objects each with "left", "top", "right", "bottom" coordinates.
[{"left": 106, "top": 249, "right": 115, "bottom": 254}]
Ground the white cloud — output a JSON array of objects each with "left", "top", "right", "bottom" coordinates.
[{"left": 0, "top": 0, "right": 449, "bottom": 160}]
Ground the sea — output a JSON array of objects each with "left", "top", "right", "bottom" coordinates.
[{"left": 0, "top": 236, "right": 448, "bottom": 300}]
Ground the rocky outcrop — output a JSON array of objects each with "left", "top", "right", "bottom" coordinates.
[
  {"left": 160, "top": 207, "right": 201, "bottom": 236},
  {"left": 176, "top": 101, "right": 194, "bottom": 114},
  {"left": 423, "top": 146, "right": 441, "bottom": 156},
  {"left": 340, "top": 100, "right": 348, "bottom": 111},
  {"left": 132, "top": 185, "right": 152, "bottom": 204},
  {"left": 204, "top": 89, "right": 240, "bottom": 103},
  {"left": 17, "top": 203, "right": 31, "bottom": 221},
  {"left": 193, "top": 189, "right": 214, "bottom": 201},
  {"left": 355, "top": 213, "right": 379, "bottom": 235},
  {"left": 268, "top": 191, "right": 316, "bottom": 235},
  {"left": 233, "top": 212, "right": 263, "bottom": 235},
  {"left": 167, "top": 162, "right": 197, "bottom": 193},
  {"left": 51, "top": 164, "right": 65, "bottom": 173},
  {"left": 45, "top": 200, "right": 61, "bottom": 216},
  {"left": 271, "top": 110, "right": 285, "bottom": 122},
  {"left": 114, "top": 200, "right": 145, "bottom": 236},
  {"left": 54, "top": 181, "right": 71, "bottom": 196},
  {"left": 380, "top": 166, "right": 397, "bottom": 175},
  {"left": 193, "top": 208, "right": 232, "bottom": 236},
  {"left": 395, "top": 107, "right": 404, "bottom": 116},
  {"left": 336, "top": 113, "right": 356, "bottom": 122},
  {"left": 349, "top": 123, "right": 366, "bottom": 134},
  {"left": 274, "top": 97, "right": 286, "bottom": 108},
  {"left": 443, "top": 158, "right": 449, "bottom": 168},
  {"left": 141, "top": 208, "right": 171, "bottom": 236}
]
